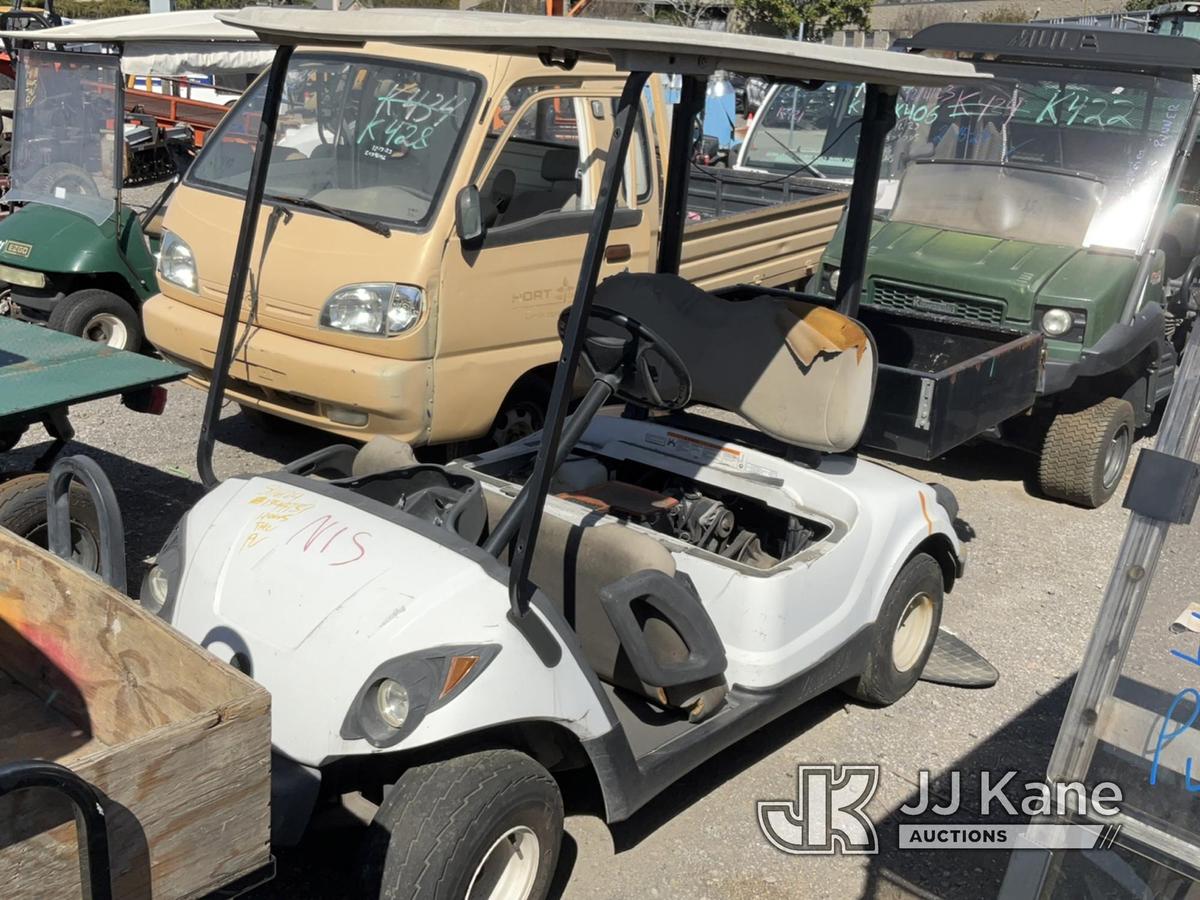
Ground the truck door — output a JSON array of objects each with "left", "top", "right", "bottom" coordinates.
[{"left": 432, "top": 82, "right": 657, "bottom": 443}]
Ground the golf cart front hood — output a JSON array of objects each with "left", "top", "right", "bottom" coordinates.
[
  {"left": 174, "top": 475, "right": 488, "bottom": 651},
  {"left": 0, "top": 203, "right": 125, "bottom": 275}
]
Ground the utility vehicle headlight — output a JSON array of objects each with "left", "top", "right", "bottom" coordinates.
[
  {"left": 158, "top": 232, "right": 197, "bottom": 292},
  {"left": 320, "top": 283, "right": 423, "bottom": 336},
  {"left": 1038, "top": 307, "right": 1085, "bottom": 340},
  {"left": 374, "top": 679, "right": 410, "bottom": 729},
  {"left": 827, "top": 267, "right": 840, "bottom": 293}
]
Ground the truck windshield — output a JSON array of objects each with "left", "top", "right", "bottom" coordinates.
[
  {"left": 878, "top": 63, "right": 1195, "bottom": 252},
  {"left": 739, "top": 82, "right": 860, "bottom": 180},
  {"left": 189, "top": 54, "right": 481, "bottom": 230}
]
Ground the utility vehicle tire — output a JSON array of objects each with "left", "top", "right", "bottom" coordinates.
[
  {"left": 49, "top": 289, "right": 142, "bottom": 351},
  {"left": 0, "top": 474, "right": 101, "bottom": 573},
  {"left": 843, "top": 553, "right": 943, "bottom": 706},
  {"left": 25, "top": 162, "right": 100, "bottom": 198},
  {"left": 0, "top": 423, "right": 26, "bottom": 452},
  {"left": 361, "top": 749, "right": 563, "bottom": 900},
  {"left": 488, "top": 379, "right": 550, "bottom": 449},
  {"left": 1038, "top": 397, "right": 1135, "bottom": 509}
]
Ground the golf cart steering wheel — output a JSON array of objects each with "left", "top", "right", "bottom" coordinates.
[{"left": 565, "top": 306, "right": 692, "bottom": 411}]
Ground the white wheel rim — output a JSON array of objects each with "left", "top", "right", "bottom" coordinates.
[
  {"left": 465, "top": 825, "right": 541, "bottom": 900},
  {"left": 892, "top": 591, "right": 935, "bottom": 673},
  {"left": 84, "top": 313, "right": 128, "bottom": 348}
]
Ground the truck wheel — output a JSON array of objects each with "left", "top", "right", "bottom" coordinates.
[
  {"left": 49, "top": 289, "right": 142, "bottom": 351},
  {"left": 1038, "top": 397, "right": 1135, "bottom": 509},
  {"left": 489, "top": 381, "right": 549, "bottom": 449},
  {"left": 361, "top": 749, "right": 562, "bottom": 900},
  {"left": 0, "top": 474, "right": 101, "bottom": 573},
  {"left": 842, "top": 553, "right": 943, "bottom": 706}
]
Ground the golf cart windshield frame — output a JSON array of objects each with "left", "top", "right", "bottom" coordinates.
[{"left": 163, "top": 8, "right": 978, "bottom": 618}]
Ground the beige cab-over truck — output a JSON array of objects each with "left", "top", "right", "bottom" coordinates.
[{"left": 145, "top": 46, "right": 846, "bottom": 446}]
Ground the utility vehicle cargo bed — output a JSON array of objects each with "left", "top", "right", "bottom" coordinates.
[
  {"left": 0, "top": 530, "right": 271, "bottom": 899},
  {"left": 856, "top": 307, "right": 1043, "bottom": 460}
]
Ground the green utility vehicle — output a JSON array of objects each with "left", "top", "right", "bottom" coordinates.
[
  {"left": 1149, "top": 2, "right": 1200, "bottom": 36},
  {"left": 815, "top": 23, "right": 1200, "bottom": 507}
]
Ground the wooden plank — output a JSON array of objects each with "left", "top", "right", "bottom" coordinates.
[
  {"left": 0, "top": 533, "right": 257, "bottom": 745},
  {"left": 0, "top": 531, "right": 271, "bottom": 899}
]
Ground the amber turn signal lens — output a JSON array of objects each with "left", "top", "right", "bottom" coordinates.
[{"left": 440, "top": 655, "right": 481, "bottom": 699}]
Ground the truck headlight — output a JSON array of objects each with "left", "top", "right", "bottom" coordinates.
[
  {"left": 1038, "top": 307, "right": 1086, "bottom": 340},
  {"left": 158, "top": 232, "right": 198, "bottom": 292},
  {"left": 320, "top": 283, "right": 423, "bottom": 336}
]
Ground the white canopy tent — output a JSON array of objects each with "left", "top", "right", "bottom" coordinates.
[{"left": 1, "top": 10, "right": 273, "bottom": 75}]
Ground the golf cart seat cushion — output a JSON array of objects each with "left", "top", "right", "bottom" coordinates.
[
  {"left": 593, "top": 274, "right": 876, "bottom": 453},
  {"left": 482, "top": 489, "right": 725, "bottom": 715}
]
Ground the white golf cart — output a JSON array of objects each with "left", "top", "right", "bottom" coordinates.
[{"left": 120, "top": 9, "right": 978, "bottom": 897}]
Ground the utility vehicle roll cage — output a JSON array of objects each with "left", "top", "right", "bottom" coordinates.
[{"left": 17, "top": 9, "right": 980, "bottom": 619}]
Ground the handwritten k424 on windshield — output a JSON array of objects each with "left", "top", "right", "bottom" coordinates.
[{"left": 358, "top": 83, "right": 470, "bottom": 152}]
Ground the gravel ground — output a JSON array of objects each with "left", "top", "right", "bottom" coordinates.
[{"left": 3, "top": 384, "right": 1149, "bottom": 899}]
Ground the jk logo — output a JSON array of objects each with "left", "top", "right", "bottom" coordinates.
[{"left": 757, "top": 764, "right": 880, "bottom": 855}]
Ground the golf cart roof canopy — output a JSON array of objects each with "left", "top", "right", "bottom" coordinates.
[
  {"left": 908, "top": 22, "right": 1200, "bottom": 77},
  {"left": 210, "top": 7, "right": 982, "bottom": 86},
  {"left": 1, "top": 10, "right": 274, "bottom": 75}
]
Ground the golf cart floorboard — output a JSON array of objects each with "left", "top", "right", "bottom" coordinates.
[{"left": 0, "top": 671, "right": 110, "bottom": 764}]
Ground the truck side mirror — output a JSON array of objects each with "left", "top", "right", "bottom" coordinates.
[{"left": 455, "top": 185, "right": 485, "bottom": 246}]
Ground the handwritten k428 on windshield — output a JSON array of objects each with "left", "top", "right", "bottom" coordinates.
[{"left": 358, "top": 83, "right": 470, "bottom": 152}]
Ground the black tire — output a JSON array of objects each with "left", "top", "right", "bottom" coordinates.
[
  {"left": 843, "top": 553, "right": 944, "bottom": 706},
  {"left": 488, "top": 378, "right": 550, "bottom": 449},
  {"left": 1038, "top": 397, "right": 1135, "bottom": 509},
  {"left": 361, "top": 749, "right": 563, "bottom": 900},
  {"left": 0, "top": 423, "right": 26, "bottom": 453},
  {"left": 0, "top": 474, "right": 102, "bottom": 573},
  {"left": 48, "top": 289, "right": 142, "bottom": 351},
  {"left": 25, "top": 162, "right": 100, "bottom": 198}
]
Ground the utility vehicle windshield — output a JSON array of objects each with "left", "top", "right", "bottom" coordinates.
[
  {"left": 878, "top": 63, "right": 1195, "bottom": 252},
  {"left": 5, "top": 50, "right": 121, "bottom": 225},
  {"left": 189, "top": 54, "right": 481, "bottom": 230}
]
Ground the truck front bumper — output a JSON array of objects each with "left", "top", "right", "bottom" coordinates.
[
  {"left": 143, "top": 295, "right": 432, "bottom": 442},
  {"left": 1042, "top": 302, "right": 1167, "bottom": 396}
]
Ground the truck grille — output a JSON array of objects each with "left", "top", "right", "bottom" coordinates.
[{"left": 870, "top": 280, "right": 1005, "bottom": 327}]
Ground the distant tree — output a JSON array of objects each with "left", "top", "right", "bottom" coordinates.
[
  {"left": 978, "top": 3, "right": 1032, "bottom": 22},
  {"left": 1125, "top": 0, "right": 1157, "bottom": 10},
  {"left": 648, "top": 0, "right": 724, "bottom": 27},
  {"left": 732, "top": 0, "right": 869, "bottom": 40}
]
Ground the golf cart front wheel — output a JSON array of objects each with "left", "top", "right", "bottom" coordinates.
[
  {"left": 49, "top": 289, "right": 142, "bottom": 352},
  {"left": 1037, "top": 397, "right": 1135, "bottom": 509},
  {"left": 843, "top": 552, "right": 943, "bottom": 706},
  {"left": 361, "top": 749, "right": 562, "bottom": 900}
]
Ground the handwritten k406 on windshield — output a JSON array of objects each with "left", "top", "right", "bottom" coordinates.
[{"left": 358, "top": 84, "right": 470, "bottom": 152}]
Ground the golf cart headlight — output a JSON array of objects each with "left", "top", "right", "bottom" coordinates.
[
  {"left": 158, "top": 232, "right": 197, "bottom": 292},
  {"left": 142, "top": 565, "right": 171, "bottom": 615},
  {"left": 321, "top": 283, "right": 423, "bottom": 336},
  {"left": 828, "top": 267, "right": 840, "bottom": 293},
  {"left": 374, "top": 678, "right": 410, "bottom": 729},
  {"left": 1040, "top": 308, "right": 1075, "bottom": 337}
]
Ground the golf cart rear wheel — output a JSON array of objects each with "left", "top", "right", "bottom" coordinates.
[
  {"left": 843, "top": 553, "right": 943, "bottom": 706},
  {"left": 49, "top": 289, "right": 142, "bottom": 352},
  {"left": 1038, "top": 397, "right": 1135, "bottom": 509},
  {"left": 361, "top": 749, "right": 562, "bottom": 900},
  {"left": 0, "top": 474, "right": 101, "bottom": 573},
  {"left": 24, "top": 162, "right": 100, "bottom": 198}
]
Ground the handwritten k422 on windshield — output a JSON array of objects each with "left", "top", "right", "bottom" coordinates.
[
  {"left": 358, "top": 83, "right": 470, "bottom": 152},
  {"left": 894, "top": 87, "right": 1140, "bottom": 131}
]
